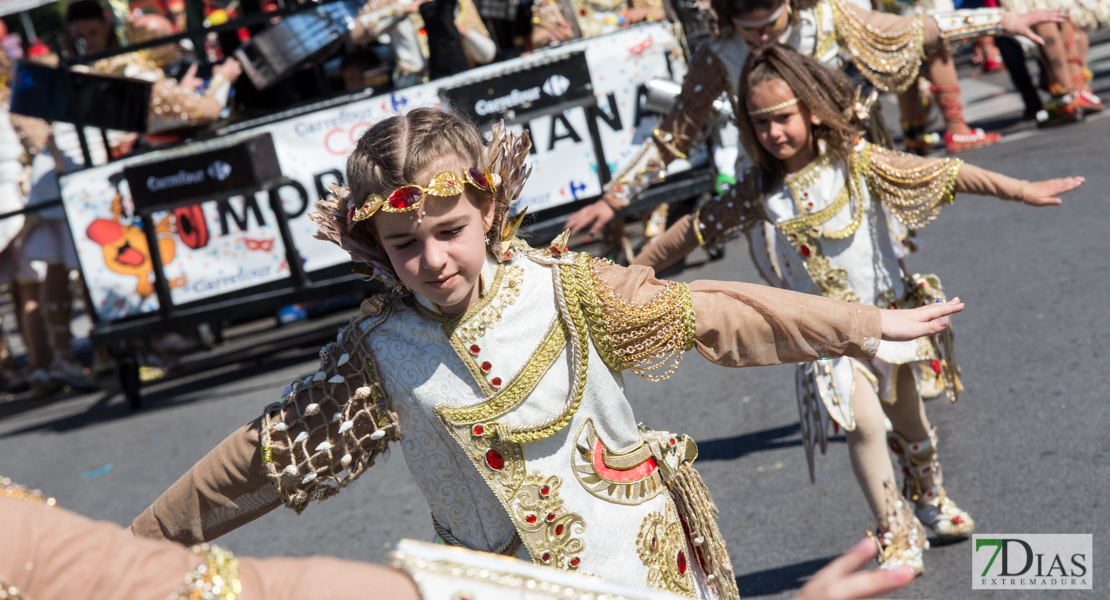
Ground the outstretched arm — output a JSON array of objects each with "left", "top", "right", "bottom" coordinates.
[
  {"left": 589, "top": 259, "right": 961, "bottom": 369},
  {"left": 566, "top": 45, "right": 730, "bottom": 235},
  {"left": 870, "top": 144, "right": 1083, "bottom": 209},
  {"left": 132, "top": 317, "right": 400, "bottom": 545}
]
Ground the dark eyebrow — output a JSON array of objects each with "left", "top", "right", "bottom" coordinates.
[{"left": 380, "top": 216, "right": 469, "bottom": 242}]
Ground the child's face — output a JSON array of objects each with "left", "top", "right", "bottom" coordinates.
[
  {"left": 747, "top": 78, "right": 815, "bottom": 165},
  {"left": 733, "top": 2, "right": 790, "bottom": 46},
  {"left": 374, "top": 182, "right": 495, "bottom": 315}
]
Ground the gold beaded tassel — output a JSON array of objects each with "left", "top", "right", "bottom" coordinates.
[
  {"left": 866, "top": 145, "right": 963, "bottom": 229},
  {"left": 576, "top": 254, "right": 696, "bottom": 382},
  {"left": 831, "top": 0, "right": 925, "bottom": 94},
  {"left": 668, "top": 465, "right": 740, "bottom": 600}
]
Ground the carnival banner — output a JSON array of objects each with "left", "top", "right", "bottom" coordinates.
[{"left": 61, "top": 23, "right": 679, "bottom": 321}]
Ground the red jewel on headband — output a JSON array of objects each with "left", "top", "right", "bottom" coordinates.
[
  {"left": 388, "top": 186, "right": 423, "bottom": 210},
  {"left": 468, "top": 168, "right": 489, "bottom": 188}
]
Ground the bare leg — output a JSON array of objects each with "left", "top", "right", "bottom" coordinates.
[
  {"left": 845, "top": 370, "right": 898, "bottom": 525},
  {"left": 42, "top": 264, "right": 77, "bottom": 365},
  {"left": 925, "top": 49, "right": 1000, "bottom": 151},
  {"left": 17, "top": 279, "right": 50, "bottom": 372},
  {"left": 897, "top": 86, "right": 930, "bottom": 155},
  {"left": 1036, "top": 22, "right": 1074, "bottom": 93}
]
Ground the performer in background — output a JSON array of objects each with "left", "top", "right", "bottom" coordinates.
[
  {"left": 128, "top": 107, "right": 961, "bottom": 599},
  {"left": 564, "top": 0, "right": 1063, "bottom": 240},
  {"left": 631, "top": 45, "right": 1083, "bottom": 573}
]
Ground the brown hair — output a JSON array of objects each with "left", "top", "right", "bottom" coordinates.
[
  {"left": 736, "top": 44, "right": 863, "bottom": 193},
  {"left": 314, "top": 108, "right": 498, "bottom": 284},
  {"left": 711, "top": 0, "right": 818, "bottom": 33}
]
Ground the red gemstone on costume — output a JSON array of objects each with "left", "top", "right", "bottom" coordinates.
[
  {"left": 931, "top": 360, "right": 942, "bottom": 374},
  {"left": 542, "top": 552, "right": 552, "bottom": 562},
  {"left": 669, "top": 438, "right": 676, "bottom": 446},
  {"left": 677, "top": 551, "right": 688, "bottom": 574},
  {"left": 486, "top": 449, "right": 505, "bottom": 470},
  {"left": 473, "top": 424, "right": 484, "bottom": 436},
  {"left": 388, "top": 186, "right": 422, "bottom": 210},
  {"left": 468, "top": 168, "right": 489, "bottom": 188},
  {"left": 579, "top": 7, "right": 586, "bottom": 14},
  {"left": 481, "top": 361, "right": 492, "bottom": 372},
  {"left": 546, "top": 512, "right": 556, "bottom": 522},
  {"left": 555, "top": 524, "right": 564, "bottom": 535},
  {"left": 540, "top": 485, "right": 550, "bottom": 496},
  {"left": 651, "top": 536, "right": 658, "bottom": 550},
  {"left": 570, "top": 557, "right": 581, "bottom": 567},
  {"left": 491, "top": 377, "right": 502, "bottom": 387},
  {"left": 470, "top": 344, "right": 480, "bottom": 355},
  {"left": 526, "top": 514, "right": 538, "bottom": 523},
  {"left": 799, "top": 245, "right": 812, "bottom": 258},
  {"left": 952, "top": 515, "right": 964, "bottom": 525}
]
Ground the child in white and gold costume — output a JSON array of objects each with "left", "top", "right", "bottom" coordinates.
[
  {"left": 633, "top": 46, "right": 1083, "bottom": 574},
  {"left": 129, "top": 108, "right": 962, "bottom": 598}
]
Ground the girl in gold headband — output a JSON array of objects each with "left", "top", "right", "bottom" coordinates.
[{"left": 632, "top": 45, "right": 1083, "bottom": 574}]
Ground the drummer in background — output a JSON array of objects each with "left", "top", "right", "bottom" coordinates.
[{"left": 529, "top": 0, "right": 665, "bottom": 47}]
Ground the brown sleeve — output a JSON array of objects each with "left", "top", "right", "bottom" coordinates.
[
  {"left": 632, "top": 214, "right": 700, "bottom": 272},
  {"left": 954, "top": 162, "right": 1027, "bottom": 200},
  {"left": 2, "top": 498, "right": 420, "bottom": 600},
  {"left": 3, "top": 498, "right": 203, "bottom": 600},
  {"left": 132, "top": 419, "right": 280, "bottom": 545},
  {"left": 653, "top": 45, "right": 729, "bottom": 163},
  {"left": 594, "top": 263, "right": 883, "bottom": 368}
]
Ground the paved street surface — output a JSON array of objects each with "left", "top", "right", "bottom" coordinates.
[{"left": 3, "top": 46, "right": 1110, "bottom": 600}]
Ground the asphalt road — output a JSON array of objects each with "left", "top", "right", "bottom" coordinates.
[{"left": 3, "top": 73, "right": 1110, "bottom": 600}]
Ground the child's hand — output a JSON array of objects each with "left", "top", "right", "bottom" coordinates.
[
  {"left": 880, "top": 298, "right": 964, "bottom": 342},
  {"left": 1022, "top": 176, "right": 1084, "bottom": 206},
  {"left": 792, "top": 537, "right": 920, "bottom": 600},
  {"left": 1000, "top": 9, "right": 1066, "bottom": 44}
]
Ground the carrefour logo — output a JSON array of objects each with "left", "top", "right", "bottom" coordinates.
[
  {"left": 542, "top": 74, "right": 570, "bottom": 97},
  {"left": 207, "top": 160, "right": 232, "bottom": 181}
]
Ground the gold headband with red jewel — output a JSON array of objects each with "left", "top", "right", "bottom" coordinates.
[{"left": 347, "top": 168, "right": 501, "bottom": 227}]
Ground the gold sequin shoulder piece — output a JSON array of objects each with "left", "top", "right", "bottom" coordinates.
[
  {"left": 260, "top": 296, "right": 402, "bottom": 513},
  {"left": 865, "top": 142, "right": 963, "bottom": 230},
  {"left": 831, "top": 0, "right": 925, "bottom": 93},
  {"left": 568, "top": 252, "right": 696, "bottom": 381}
]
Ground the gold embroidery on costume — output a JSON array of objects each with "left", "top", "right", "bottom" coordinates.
[
  {"left": 512, "top": 474, "right": 586, "bottom": 569},
  {"left": 776, "top": 152, "right": 870, "bottom": 303},
  {"left": 261, "top": 301, "right": 401, "bottom": 513},
  {"left": 438, "top": 318, "right": 565, "bottom": 425},
  {"left": 571, "top": 419, "right": 667, "bottom": 505},
  {"left": 810, "top": 1, "right": 837, "bottom": 59},
  {"left": 866, "top": 144, "right": 962, "bottom": 230},
  {"left": 570, "top": 252, "right": 696, "bottom": 381},
  {"left": 831, "top": 0, "right": 925, "bottom": 93},
  {"left": 637, "top": 502, "right": 696, "bottom": 596},
  {"left": 167, "top": 544, "right": 242, "bottom": 600}
]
